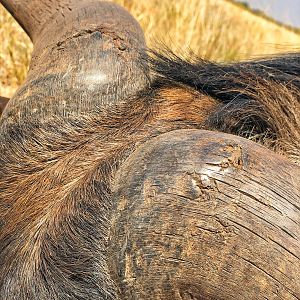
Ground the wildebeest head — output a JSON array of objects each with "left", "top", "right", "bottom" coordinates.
[{"left": 0, "top": 1, "right": 299, "bottom": 299}]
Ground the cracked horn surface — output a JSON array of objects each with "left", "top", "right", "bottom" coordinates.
[
  {"left": 109, "top": 129, "right": 300, "bottom": 300},
  {"left": 0, "top": 0, "right": 148, "bottom": 125}
]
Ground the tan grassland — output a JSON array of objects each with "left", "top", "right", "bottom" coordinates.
[{"left": 0, "top": 0, "right": 300, "bottom": 98}]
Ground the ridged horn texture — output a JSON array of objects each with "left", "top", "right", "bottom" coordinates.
[{"left": 0, "top": 0, "right": 148, "bottom": 126}]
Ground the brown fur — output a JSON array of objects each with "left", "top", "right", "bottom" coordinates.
[
  {"left": 241, "top": 78, "right": 300, "bottom": 161},
  {"left": 0, "top": 84, "right": 217, "bottom": 299}
]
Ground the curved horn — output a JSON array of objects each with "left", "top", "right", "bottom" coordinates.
[
  {"left": 0, "top": 96, "right": 9, "bottom": 115},
  {"left": 0, "top": 0, "right": 148, "bottom": 125},
  {"left": 109, "top": 129, "right": 300, "bottom": 299}
]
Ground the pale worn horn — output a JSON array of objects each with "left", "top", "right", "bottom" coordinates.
[{"left": 0, "top": 0, "right": 148, "bottom": 125}]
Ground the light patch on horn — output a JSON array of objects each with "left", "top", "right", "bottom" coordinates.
[{"left": 75, "top": 70, "right": 108, "bottom": 91}]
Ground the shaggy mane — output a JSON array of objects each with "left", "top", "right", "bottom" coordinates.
[{"left": 149, "top": 51, "right": 300, "bottom": 163}]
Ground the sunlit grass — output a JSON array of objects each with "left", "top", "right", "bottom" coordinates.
[
  {"left": 115, "top": 0, "right": 300, "bottom": 60},
  {"left": 0, "top": 7, "right": 32, "bottom": 97},
  {"left": 0, "top": 0, "right": 299, "bottom": 97}
]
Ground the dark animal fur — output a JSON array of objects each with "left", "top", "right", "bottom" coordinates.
[
  {"left": 150, "top": 51, "right": 300, "bottom": 159},
  {"left": 0, "top": 51, "right": 299, "bottom": 299}
]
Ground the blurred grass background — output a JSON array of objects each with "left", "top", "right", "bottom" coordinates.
[{"left": 1, "top": 0, "right": 300, "bottom": 98}]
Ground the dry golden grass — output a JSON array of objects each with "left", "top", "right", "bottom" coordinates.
[
  {"left": 115, "top": 0, "right": 300, "bottom": 60},
  {"left": 0, "top": 0, "right": 300, "bottom": 98},
  {"left": 0, "top": 7, "right": 32, "bottom": 98}
]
